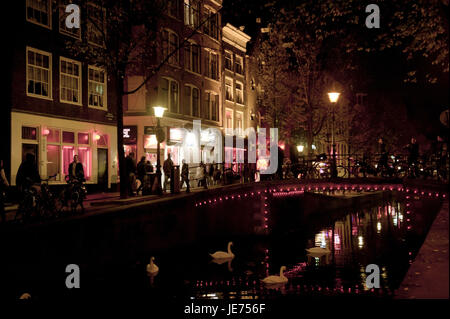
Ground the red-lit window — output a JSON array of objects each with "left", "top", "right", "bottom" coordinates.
[{"left": 22, "top": 126, "right": 37, "bottom": 140}]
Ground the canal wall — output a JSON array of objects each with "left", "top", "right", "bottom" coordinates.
[{"left": 1, "top": 180, "right": 446, "bottom": 272}]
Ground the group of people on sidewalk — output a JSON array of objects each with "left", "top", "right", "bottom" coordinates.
[
  {"left": 1, "top": 153, "right": 85, "bottom": 223},
  {"left": 124, "top": 152, "right": 228, "bottom": 196}
]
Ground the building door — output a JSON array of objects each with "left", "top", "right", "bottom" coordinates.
[
  {"left": 22, "top": 143, "right": 38, "bottom": 163},
  {"left": 97, "top": 148, "right": 108, "bottom": 190}
]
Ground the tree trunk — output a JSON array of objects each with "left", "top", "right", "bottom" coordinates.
[
  {"left": 306, "top": 111, "right": 314, "bottom": 156},
  {"left": 116, "top": 75, "right": 127, "bottom": 199}
]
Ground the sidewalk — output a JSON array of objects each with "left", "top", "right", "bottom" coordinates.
[
  {"left": 395, "top": 200, "right": 449, "bottom": 299},
  {"left": 2, "top": 183, "right": 226, "bottom": 221}
]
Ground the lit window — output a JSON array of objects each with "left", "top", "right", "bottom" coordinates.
[
  {"left": 225, "top": 78, "right": 233, "bottom": 101},
  {"left": 224, "top": 51, "right": 233, "bottom": 70},
  {"left": 184, "top": 0, "right": 199, "bottom": 28},
  {"left": 27, "top": 47, "right": 52, "bottom": 99},
  {"left": 236, "top": 112, "right": 243, "bottom": 136},
  {"left": 225, "top": 109, "right": 233, "bottom": 132},
  {"left": 60, "top": 57, "right": 81, "bottom": 104},
  {"left": 22, "top": 127, "right": 37, "bottom": 140},
  {"left": 88, "top": 66, "right": 107, "bottom": 109},
  {"left": 26, "top": 0, "right": 51, "bottom": 28},
  {"left": 235, "top": 55, "right": 243, "bottom": 75},
  {"left": 236, "top": 81, "right": 244, "bottom": 104}
]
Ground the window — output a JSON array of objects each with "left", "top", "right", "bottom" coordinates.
[
  {"left": 235, "top": 55, "right": 244, "bottom": 75},
  {"left": 60, "top": 57, "right": 81, "bottom": 105},
  {"left": 26, "top": 0, "right": 51, "bottom": 28},
  {"left": 162, "top": 29, "right": 179, "bottom": 65},
  {"left": 225, "top": 109, "right": 233, "bottom": 133},
  {"left": 205, "top": 50, "right": 218, "bottom": 80},
  {"left": 224, "top": 51, "right": 233, "bottom": 70},
  {"left": 205, "top": 92, "right": 219, "bottom": 121},
  {"left": 356, "top": 93, "right": 368, "bottom": 107},
  {"left": 167, "top": 0, "right": 181, "bottom": 19},
  {"left": 27, "top": 47, "right": 52, "bottom": 99},
  {"left": 211, "top": 94, "right": 219, "bottom": 121},
  {"left": 63, "top": 131, "right": 75, "bottom": 143},
  {"left": 184, "top": 85, "right": 199, "bottom": 117},
  {"left": 88, "top": 66, "right": 107, "bottom": 109},
  {"left": 225, "top": 77, "right": 233, "bottom": 101},
  {"left": 185, "top": 42, "right": 200, "bottom": 73},
  {"left": 236, "top": 81, "right": 244, "bottom": 104},
  {"left": 160, "top": 78, "right": 179, "bottom": 113},
  {"left": 59, "top": 1, "right": 81, "bottom": 38},
  {"left": 78, "top": 132, "right": 90, "bottom": 145},
  {"left": 46, "top": 128, "right": 60, "bottom": 179},
  {"left": 87, "top": 3, "right": 106, "bottom": 46},
  {"left": 203, "top": 7, "right": 219, "bottom": 40},
  {"left": 184, "top": 0, "right": 200, "bottom": 28},
  {"left": 60, "top": 130, "right": 91, "bottom": 181},
  {"left": 22, "top": 127, "right": 37, "bottom": 140},
  {"left": 202, "top": 92, "right": 210, "bottom": 120},
  {"left": 236, "top": 112, "right": 243, "bottom": 136}
]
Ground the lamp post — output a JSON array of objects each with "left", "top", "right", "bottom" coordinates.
[
  {"left": 328, "top": 92, "right": 340, "bottom": 178},
  {"left": 153, "top": 106, "right": 166, "bottom": 195}
]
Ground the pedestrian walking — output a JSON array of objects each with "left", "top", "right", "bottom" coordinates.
[
  {"left": 16, "top": 153, "right": 41, "bottom": 191},
  {"left": 136, "top": 156, "right": 146, "bottom": 194},
  {"left": 181, "top": 159, "right": 190, "bottom": 193},
  {"left": 377, "top": 138, "right": 389, "bottom": 176},
  {"left": 125, "top": 152, "right": 137, "bottom": 196},
  {"left": 208, "top": 162, "right": 215, "bottom": 186},
  {"left": 406, "top": 137, "right": 419, "bottom": 178},
  {"left": 163, "top": 153, "right": 174, "bottom": 193},
  {"left": 1, "top": 159, "right": 9, "bottom": 223}
]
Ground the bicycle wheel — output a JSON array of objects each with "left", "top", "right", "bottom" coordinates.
[{"left": 337, "top": 166, "right": 348, "bottom": 178}]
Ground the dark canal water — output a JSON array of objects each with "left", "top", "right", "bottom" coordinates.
[{"left": 0, "top": 193, "right": 442, "bottom": 302}]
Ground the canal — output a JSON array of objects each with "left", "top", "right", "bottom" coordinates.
[{"left": 0, "top": 185, "right": 444, "bottom": 303}]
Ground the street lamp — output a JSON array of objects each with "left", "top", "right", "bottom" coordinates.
[
  {"left": 328, "top": 91, "right": 340, "bottom": 178},
  {"left": 297, "top": 145, "right": 304, "bottom": 153},
  {"left": 153, "top": 106, "right": 166, "bottom": 195}
]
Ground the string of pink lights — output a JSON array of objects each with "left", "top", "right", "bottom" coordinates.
[{"left": 194, "top": 183, "right": 447, "bottom": 209}]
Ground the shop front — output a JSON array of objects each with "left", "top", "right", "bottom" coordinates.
[{"left": 11, "top": 111, "right": 118, "bottom": 189}]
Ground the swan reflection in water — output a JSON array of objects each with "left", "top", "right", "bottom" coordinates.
[
  {"left": 211, "top": 257, "right": 234, "bottom": 272},
  {"left": 146, "top": 256, "right": 159, "bottom": 286},
  {"left": 306, "top": 247, "right": 331, "bottom": 266}
]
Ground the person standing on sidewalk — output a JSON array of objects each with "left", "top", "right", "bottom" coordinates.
[
  {"left": 0, "top": 159, "right": 9, "bottom": 223},
  {"left": 136, "top": 156, "right": 146, "bottom": 195},
  {"left": 181, "top": 159, "right": 190, "bottom": 193},
  {"left": 163, "top": 153, "right": 174, "bottom": 193},
  {"left": 125, "top": 152, "right": 137, "bottom": 196}
]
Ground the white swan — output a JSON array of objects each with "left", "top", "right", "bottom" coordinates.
[
  {"left": 146, "top": 256, "right": 159, "bottom": 274},
  {"left": 210, "top": 241, "right": 234, "bottom": 259},
  {"left": 262, "top": 266, "right": 288, "bottom": 284},
  {"left": 19, "top": 293, "right": 31, "bottom": 300}
]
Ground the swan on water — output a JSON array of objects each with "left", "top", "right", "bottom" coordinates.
[
  {"left": 210, "top": 241, "right": 234, "bottom": 259},
  {"left": 146, "top": 256, "right": 159, "bottom": 274},
  {"left": 262, "top": 266, "right": 288, "bottom": 284}
]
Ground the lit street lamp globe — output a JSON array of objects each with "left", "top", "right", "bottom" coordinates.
[{"left": 328, "top": 92, "right": 340, "bottom": 103}]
